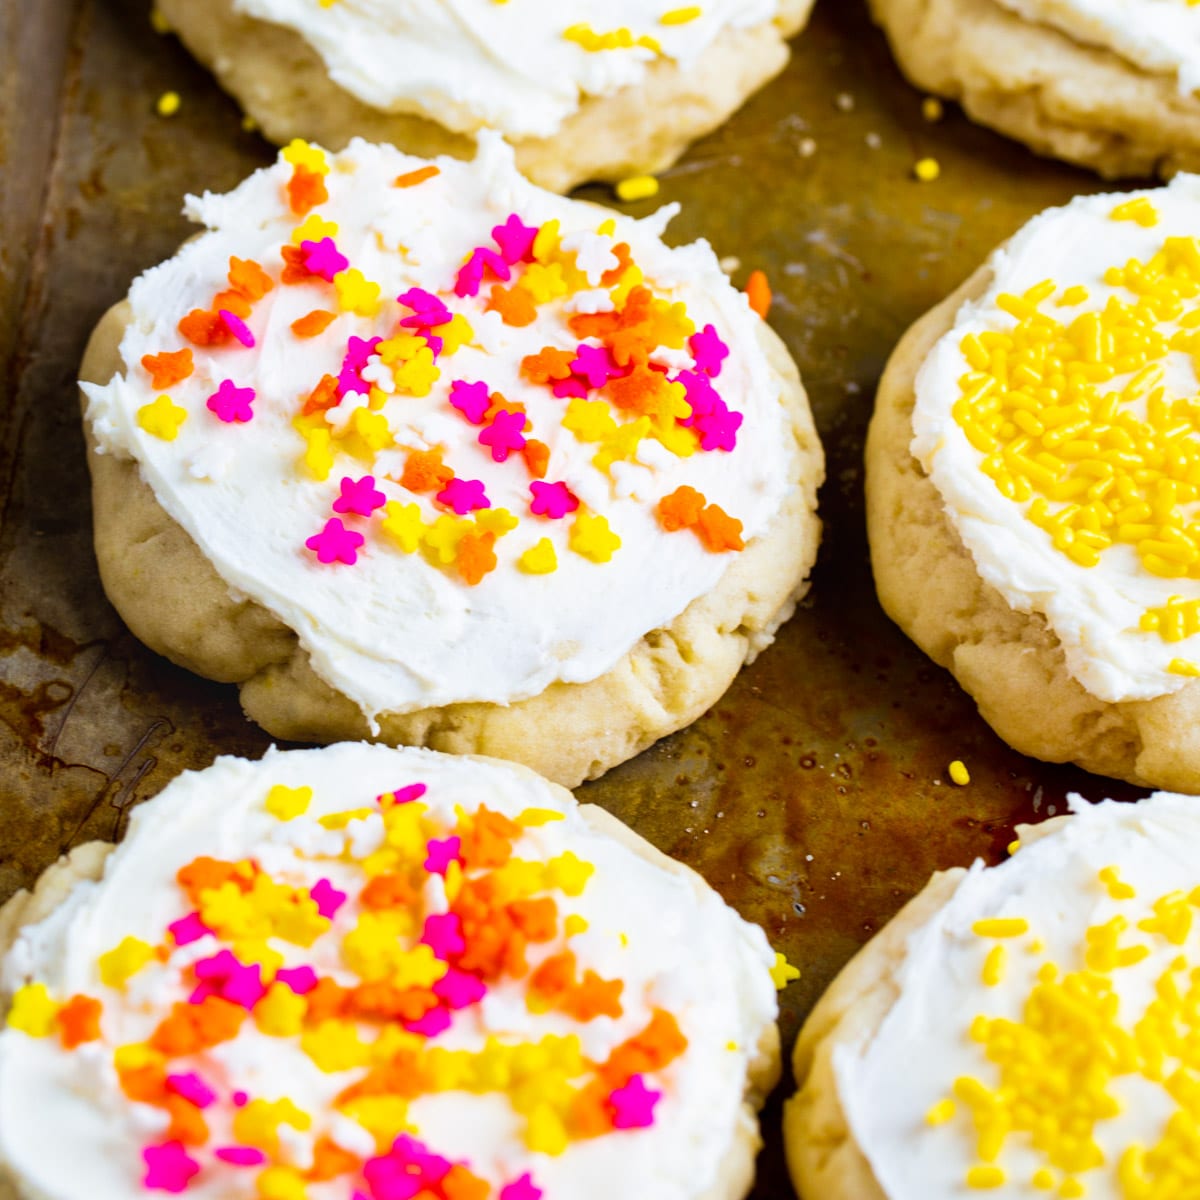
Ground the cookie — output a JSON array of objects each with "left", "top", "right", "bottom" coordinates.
[
  {"left": 867, "top": 175, "right": 1200, "bottom": 790},
  {"left": 0, "top": 743, "right": 788, "bottom": 1200},
  {"left": 868, "top": 0, "right": 1200, "bottom": 180},
  {"left": 80, "top": 136, "right": 823, "bottom": 786},
  {"left": 785, "top": 789, "right": 1200, "bottom": 1198},
  {"left": 154, "top": 0, "right": 815, "bottom": 193}
]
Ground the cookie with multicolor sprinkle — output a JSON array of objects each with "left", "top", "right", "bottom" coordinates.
[
  {"left": 79, "top": 135, "right": 822, "bottom": 786},
  {"left": 785, "top": 789, "right": 1200, "bottom": 1199},
  {"left": 867, "top": 175, "right": 1200, "bottom": 791},
  {"left": 0, "top": 743, "right": 790, "bottom": 1200},
  {"left": 869, "top": 0, "right": 1200, "bottom": 180},
  {"left": 151, "top": 0, "right": 815, "bottom": 194}
]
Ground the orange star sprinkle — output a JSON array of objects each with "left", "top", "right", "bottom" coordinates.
[
  {"left": 521, "top": 346, "right": 575, "bottom": 384},
  {"left": 287, "top": 165, "right": 329, "bottom": 216},
  {"left": 141, "top": 348, "right": 193, "bottom": 390},
  {"left": 696, "top": 503, "right": 744, "bottom": 552},
  {"left": 177, "top": 309, "right": 232, "bottom": 347},
  {"left": 301, "top": 373, "right": 340, "bottom": 416},
  {"left": 55, "top": 995, "right": 102, "bottom": 1049},
  {"left": 228, "top": 256, "right": 274, "bottom": 301},
  {"left": 657, "top": 486, "right": 705, "bottom": 531},
  {"left": 400, "top": 449, "right": 453, "bottom": 493},
  {"left": 485, "top": 283, "right": 537, "bottom": 327},
  {"left": 456, "top": 530, "right": 498, "bottom": 586}
]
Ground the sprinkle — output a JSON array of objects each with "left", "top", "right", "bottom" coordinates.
[
  {"left": 168, "top": 914, "right": 211, "bottom": 947},
  {"left": 1099, "top": 866, "right": 1136, "bottom": 900},
  {"left": 769, "top": 952, "right": 800, "bottom": 989},
  {"left": 206, "top": 380, "right": 255, "bottom": 424},
  {"left": 529, "top": 480, "right": 579, "bottom": 519},
  {"left": 485, "top": 283, "right": 537, "bottom": 327},
  {"left": 291, "top": 310, "right": 337, "bottom": 338},
  {"left": 569, "top": 513, "right": 620, "bottom": 562},
  {"left": 298, "top": 238, "right": 347, "bottom": 285},
  {"left": 425, "top": 837, "right": 462, "bottom": 875},
  {"left": 334, "top": 268, "right": 382, "bottom": 317},
  {"left": 166, "top": 1072, "right": 216, "bottom": 1109},
  {"left": 660, "top": 5, "right": 701, "bottom": 23},
  {"left": 8, "top": 985, "right": 58, "bottom": 1037},
  {"left": 282, "top": 139, "right": 330, "bottom": 176},
  {"left": 449, "top": 379, "right": 492, "bottom": 424},
  {"left": 178, "top": 308, "right": 232, "bottom": 347},
  {"left": 332, "top": 475, "right": 387, "bottom": 518},
  {"left": 55, "top": 995, "right": 102, "bottom": 1048},
  {"left": 922, "top": 96, "right": 944, "bottom": 122},
  {"left": 479, "top": 410, "right": 528, "bottom": 462},
  {"left": 305, "top": 517, "right": 365, "bottom": 565},
  {"left": 689, "top": 324, "right": 729, "bottom": 377},
  {"left": 966, "top": 1165, "right": 1005, "bottom": 1189},
  {"left": 143, "top": 1141, "right": 200, "bottom": 1193},
  {"left": 214, "top": 1147, "right": 267, "bottom": 1167},
  {"left": 394, "top": 165, "right": 440, "bottom": 188},
  {"left": 156, "top": 91, "right": 181, "bottom": 117},
  {"left": 744, "top": 269, "right": 772, "bottom": 318},
  {"left": 615, "top": 175, "right": 660, "bottom": 203},
  {"left": 607, "top": 1074, "right": 661, "bottom": 1129},
  {"left": 287, "top": 165, "right": 329, "bottom": 216},
  {"left": 499, "top": 1174, "right": 543, "bottom": 1200},
  {"left": 436, "top": 478, "right": 490, "bottom": 514},
  {"left": 522, "top": 346, "right": 576, "bottom": 385},
  {"left": 274, "top": 966, "right": 319, "bottom": 995},
  {"left": 98, "top": 937, "right": 156, "bottom": 989},
  {"left": 265, "top": 784, "right": 312, "bottom": 820},
  {"left": 218, "top": 309, "right": 255, "bottom": 348},
  {"left": 519, "top": 538, "right": 558, "bottom": 574},
  {"left": 1110, "top": 196, "right": 1159, "bottom": 227},
  {"left": 492, "top": 213, "right": 539, "bottom": 265},
  {"left": 981, "top": 945, "right": 1006, "bottom": 987},
  {"left": 454, "top": 246, "right": 511, "bottom": 299},
  {"left": 914, "top": 156, "right": 941, "bottom": 182},
  {"left": 291, "top": 213, "right": 339, "bottom": 246},
  {"left": 421, "top": 913, "right": 466, "bottom": 960},
  {"left": 310, "top": 879, "right": 348, "bottom": 920},
  {"left": 695, "top": 504, "right": 744, "bottom": 552},
  {"left": 926, "top": 1098, "right": 956, "bottom": 1125},
  {"left": 658, "top": 486, "right": 705, "bottom": 532},
  {"left": 522, "top": 439, "right": 550, "bottom": 479},
  {"left": 949, "top": 760, "right": 971, "bottom": 786},
  {"left": 142, "top": 348, "right": 193, "bottom": 390},
  {"left": 137, "top": 395, "right": 188, "bottom": 442},
  {"left": 380, "top": 501, "right": 425, "bottom": 553},
  {"left": 972, "top": 918, "right": 1030, "bottom": 938}
]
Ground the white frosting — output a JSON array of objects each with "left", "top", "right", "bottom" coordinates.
[
  {"left": 231, "top": 0, "right": 781, "bottom": 139},
  {"left": 82, "top": 136, "right": 798, "bottom": 725},
  {"left": 834, "top": 791, "right": 1200, "bottom": 1199},
  {"left": 993, "top": 0, "right": 1200, "bottom": 95},
  {"left": 912, "top": 174, "right": 1200, "bottom": 703},
  {"left": 0, "top": 743, "right": 778, "bottom": 1200}
]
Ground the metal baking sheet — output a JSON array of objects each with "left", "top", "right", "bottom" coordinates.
[{"left": 0, "top": 1, "right": 1145, "bottom": 1194}]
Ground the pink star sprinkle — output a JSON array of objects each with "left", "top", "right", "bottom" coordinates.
[
  {"left": 492, "top": 214, "right": 538, "bottom": 265},
  {"left": 694, "top": 402, "right": 743, "bottom": 452},
  {"left": 165, "top": 1073, "right": 216, "bottom": 1110},
  {"left": 424, "top": 836, "right": 461, "bottom": 876},
  {"left": 421, "top": 912, "right": 465, "bottom": 960},
  {"left": 206, "top": 379, "right": 255, "bottom": 423},
  {"left": 448, "top": 379, "right": 491, "bottom": 424},
  {"left": 529, "top": 480, "right": 579, "bottom": 519},
  {"left": 478, "top": 409, "right": 527, "bottom": 463},
  {"left": 333, "top": 475, "right": 387, "bottom": 518},
  {"left": 403, "top": 1006, "right": 452, "bottom": 1039},
  {"left": 436, "top": 477, "right": 490, "bottom": 514},
  {"left": 344, "top": 335, "right": 382, "bottom": 372},
  {"left": 143, "top": 1142, "right": 200, "bottom": 1194},
  {"left": 552, "top": 377, "right": 589, "bottom": 400},
  {"left": 420, "top": 330, "right": 443, "bottom": 358},
  {"left": 454, "top": 246, "right": 510, "bottom": 298},
  {"left": 306, "top": 518, "right": 364, "bottom": 565},
  {"left": 499, "top": 1174, "right": 544, "bottom": 1200},
  {"left": 433, "top": 967, "right": 487, "bottom": 1011},
  {"left": 168, "top": 913, "right": 211, "bottom": 947},
  {"left": 571, "top": 344, "right": 624, "bottom": 389},
  {"left": 218, "top": 309, "right": 255, "bottom": 348},
  {"left": 275, "top": 965, "right": 319, "bottom": 995},
  {"left": 310, "top": 878, "right": 347, "bottom": 919},
  {"left": 301, "top": 237, "right": 349, "bottom": 282},
  {"left": 214, "top": 1147, "right": 266, "bottom": 1167},
  {"left": 397, "top": 287, "right": 452, "bottom": 329},
  {"left": 608, "top": 1074, "right": 662, "bottom": 1129},
  {"left": 673, "top": 369, "right": 719, "bottom": 421},
  {"left": 191, "top": 950, "right": 266, "bottom": 1010},
  {"left": 690, "top": 323, "right": 729, "bottom": 377}
]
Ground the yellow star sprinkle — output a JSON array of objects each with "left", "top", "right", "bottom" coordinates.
[
  {"left": 290, "top": 212, "right": 339, "bottom": 245},
  {"left": 98, "top": 937, "right": 156, "bottom": 989},
  {"left": 233, "top": 1098, "right": 311, "bottom": 1155},
  {"left": 519, "top": 538, "right": 558, "bottom": 574},
  {"left": 392, "top": 347, "right": 440, "bottom": 396},
  {"left": 533, "top": 219, "right": 561, "bottom": 264},
  {"left": 593, "top": 416, "right": 650, "bottom": 472},
  {"left": 299, "top": 427, "right": 334, "bottom": 481},
  {"left": 334, "top": 268, "right": 382, "bottom": 317},
  {"left": 377, "top": 333, "right": 425, "bottom": 365},
  {"left": 265, "top": 784, "right": 312, "bottom": 820},
  {"left": 525, "top": 1104, "right": 569, "bottom": 1156},
  {"left": 255, "top": 983, "right": 307, "bottom": 1037},
  {"left": 282, "top": 138, "right": 330, "bottom": 176},
  {"left": 423, "top": 515, "right": 470, "bottom": 564},
  {"left": 381, "top": 501, "right": 425, "bottom": 553},
  {"left": 439, "top": 313, "right": 474, "bottom": 356},
  {"left": 302, "top": 1018, "right": 372, "bottom": 1073},
  {"left": 517, "top": 262, "right": 568, "bottom": 304},
  {"left": 563, "top": 398, "right": 617, "bottom": 442},
  {"left": 769, "top": 952, "right": 801, "bottom": 990},
  {"left": 569, "top": 513, "right": 620, "bottom": 563},
  {"left": 136, "top": 395, "right": 187, "bottom": 441},
  {"left": 6, "top": 983, "right": 58, "bottom": 1036},
  {"left": 346, "top": 407, "right": 392, "bottom": 454},
  {"left": 564, "top": 914, "right": 588, "bottom": 936},
  {"left": 475, "top": 507, "right": 518, "bottom": 537},
  {"left": 257, "top": 1167, "right": 308, "bottom": 1200}
]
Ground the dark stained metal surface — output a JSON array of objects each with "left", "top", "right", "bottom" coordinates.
[{"left": 0, "top": 1, "right": 1146, "bottom": 1195}]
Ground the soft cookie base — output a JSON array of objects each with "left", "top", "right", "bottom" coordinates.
[
  {"left": 869, "top": 0, "right": 1200, "bottom": 180},
  {"left": 866, "top": 263, "right": 1200, "bottom": 792},
  {"left": 155, "top": 0, "right": 815, "bottom": 194},
  {"left": 80, "top": 302, "right": 823, "bottom": 789}
]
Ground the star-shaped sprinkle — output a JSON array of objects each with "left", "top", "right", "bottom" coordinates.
[
  {"left": 334, "top": 267, "right": 382, "bottom": 317},
  {"left": 608, "top": 1075, "right": 662, "bottom": 1130},
  {"left": 290, "top": 212, "right": 338, "bottom": 246},
  {"left": 492, "top": 214, "right": 538, "bottom": 265},
  {"left": 282, "top": 138, "right": 330, "bottom": 175},
  {"left": 167, "top": 913, "right": 211, "bottom": 947},
  {"left": 454, "top": 246, "right": 511, "bottom": 298},
  {"left": 519, "top": 538, "right": 558, "bottom": 574},
  {"left": 499, "top": 1174, "right": 544, "bottom": 1200},
  {"left": 300, "top": 237, "right": 348, "bottom": 281},
  {"left": 218, "top": 309, "right": 255, "bottom": 348},
  {"left": 332, "top": 475, "right": 387, "bottom": 518},
  {"left": 770, "top": 951, "right": 801, "bottom": 989},
  {"left": 265, "top": 783, "right": 312, "bottom": 820},
  {"left": 143, "top": 1142, "right": 200, "bottom": 1193},
  {"left": 424, "top": 836, "right": 462, "bottom": 876},
  {"left": 529, "top": 480, "right": 579, "bottom": 519},
  {"left": 305, "top": 517, "right": 364, "bottom": 565},
  {"left": 449, "top": 379, "right": 491, "bottom": 424},
  {"left": 433, "top": 967, "right": 487, "bottom": 1010},
  {"left": 380, "top": 500, "right": 424, "bottom": 553},
  {"left": 310, "top": 878, "right": 347, "bottom": 920},
  {"left": 206, "top": 379, "right": 255, "bottom": 423},
  {"left": 405, "top": 1006, "right": 452, "bottom": 1038},
  {"left": 142, "top": 348, "right": 193, "bottom": 389},
  {"left": 479, "top": 409, "right": 528, "bottom": 463},
  {"left": 421, "top": 913, "right": 466, "bottom": 960},
  {"left": 137, "top": 395, "right": 188, "bottom": 441},
  {"left": 393, "top": 347, "right": 440, "bottom": 396},
  {"left": 397, "top": 287, "right": 452, "bottom": 329},
  {"left": 562, "top": 398, "right": 617, "bottom": 442},
  {"left": 437, "top": 478, "right": 490, "bottom": 514},
  {"left": 571, "top": 343, "right": 623, "bottom": 389},
  {"left": 570, "top": 512, "right": 620, "bottom": 562},
  {"left": 552, "top": 377, "right": 589, "bottom": 400},
  {"left": 423, "top": 515, "right": 469, "bottom": 563},
  {"left": 690, "top": 323, "right": 730, "bottom": 377}
]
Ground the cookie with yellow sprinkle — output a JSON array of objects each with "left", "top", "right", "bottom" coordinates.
[
  {"left": 151, "top": 0, "right": 815, "bottom": 194},
  {"left": 867, "top": 175, "right": 1200, "bottom": 791},
  {"left": 784, "top": 789, "right": 1200, "bottom": 1199},
  {"left": 869, "top": 0, "right": 1200, "bottom": 180},
  {"left": 0, "top": 742, "right": 788, "bottom": 1200},
  {"left": 79, "top": 135, "right": 822, "bottom": 786}
]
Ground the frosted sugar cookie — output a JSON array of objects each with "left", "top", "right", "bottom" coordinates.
[
  {"left": 0, "top": 743, "right": 787, "bottom": 1200},
  {"left": 153, "top": 0, "right": 815, "bottom": 193},
  {"left": 867, "top": 175, "right": 1200, "bottom": 790},
  {"left": 868, "top": 0, "right": 1200, "bottom": 179},
  {"left": 785, "top": 790, "right": 1200, "bottom": 1199},
  {"left": 80, "top": 136, "right": 822, "bottom": 787}
]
